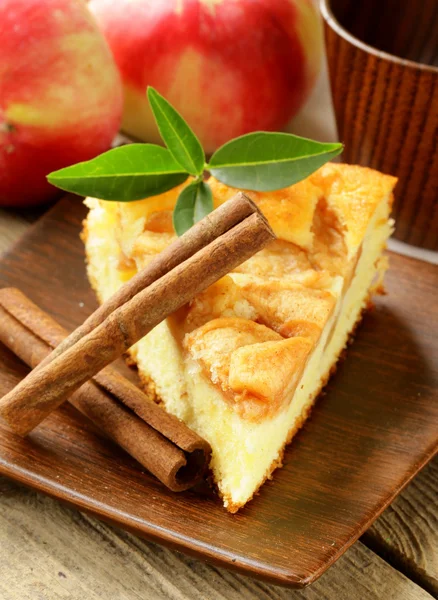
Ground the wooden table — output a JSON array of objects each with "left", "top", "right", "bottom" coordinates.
[{"left": 0, "top": 206, "right": 436, "bottom": 600}]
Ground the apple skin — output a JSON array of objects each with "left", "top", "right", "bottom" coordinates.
[
  {"left": 0, "top": 0, "right": 123, "bottom": 207},
  {"left": 89, "top": 0, "right": 322, "bottom": 154}
]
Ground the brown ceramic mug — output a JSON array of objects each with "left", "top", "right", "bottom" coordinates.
[{"left": 320, "top": 0, "right": 438, "bottom": 250}]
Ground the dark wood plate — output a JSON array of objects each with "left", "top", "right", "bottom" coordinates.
[{"left": 0, "top": 196, "right": 437, "bottom": 588}]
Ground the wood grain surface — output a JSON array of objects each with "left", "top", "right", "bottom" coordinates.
[
  {"left": 0, "top": 477, "right": 434, "bottom": 600},
  {"left": 0, "top": 206, "right": 45, "bottom": 252},
  {"left": 321, "top": 0, "right": 438, "bottom": 250},
  {"left": 0, "top": 195, "right": 437, "bottom": 593},
  {"left": 364, "top": 458, "right": 438, "bottom": 597}
]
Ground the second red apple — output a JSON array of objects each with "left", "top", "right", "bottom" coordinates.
[{"left": 89, "top": 0, "right": 322, "bottom": 153}]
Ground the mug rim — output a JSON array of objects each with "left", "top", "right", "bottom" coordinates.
[{"left": 320, "top": 0, "right": 438, "bottom": 74}]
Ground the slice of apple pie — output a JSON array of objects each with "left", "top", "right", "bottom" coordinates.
[{"left": 83, "top": 163, "right": 396, "bottom": 512}]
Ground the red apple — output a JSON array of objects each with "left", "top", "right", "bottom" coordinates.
[
  {"left": 0, "top": 0, "right": 123, "bottom": 207},
  {"left": 89, "top": 0, "right": 322, "bottom": 154}
]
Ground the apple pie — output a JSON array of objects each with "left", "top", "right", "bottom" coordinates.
[{"left": 82, "top": 163, "right": 396, "bottom": 512}]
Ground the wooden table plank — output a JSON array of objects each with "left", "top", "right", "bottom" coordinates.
[
  {"left": 0, "top": 479, "right": 434, "bottom": 600},
  {"left": 364, "top": 457, "right": 438, "bottom": 597},
  {"left": 0, "top": 206, "right": 47, "bottom": 259},
  {"left": 0, "top": 210, "right": 32, "bottom": 254}
]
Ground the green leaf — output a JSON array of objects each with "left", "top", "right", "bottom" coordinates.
[
  {"left": 173, "top": 180, "right": 213, "bottom": 236},
  {"left": 208, "top": 132, "right": 343, "bottom": 191},
  {"left": 47, "top": 144, "right": 188, "bottom": 201},
  {"left": 147, "top": 87, "right": 205, "bottom": 176},
  {"left": 193, "top": 180, "right": 213, "bottom": 223}
]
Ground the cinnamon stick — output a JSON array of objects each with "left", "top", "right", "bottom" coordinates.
[
  {"left": 0, "top": 288, "right": 211, "bottom": 491},
  {"left": 41, "top": 192, "right": 258, "bottom": 367},
  {"left": 0, "top": 207, "right": 275, "bottom": 435}
]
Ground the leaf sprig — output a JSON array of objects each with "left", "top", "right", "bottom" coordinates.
[{"left": 48, "top": 87, "right": 343, "bottom": 235}]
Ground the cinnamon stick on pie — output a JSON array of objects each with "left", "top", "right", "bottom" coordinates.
[
  {"left": 0, "top": 194, "right": 275, "bottom": 435},
  {"left": 0, "top": 288, "right": 211, "bottom": 491}
]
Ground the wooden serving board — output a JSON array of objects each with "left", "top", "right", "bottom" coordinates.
[{"left": 0, "top": 196, "right": 437, "bottom": 588}]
